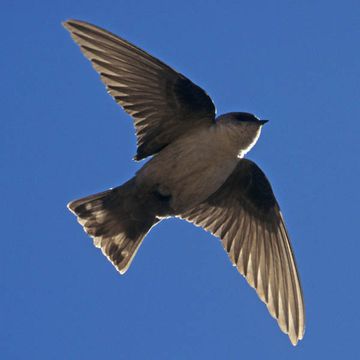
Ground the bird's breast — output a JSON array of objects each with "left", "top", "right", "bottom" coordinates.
[{"left": 136, "top": 127, "right": 239, "bottom": 213}]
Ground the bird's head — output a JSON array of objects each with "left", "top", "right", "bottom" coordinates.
[{"left": 216, "top": 112, "right": 269, "bottom": 156}]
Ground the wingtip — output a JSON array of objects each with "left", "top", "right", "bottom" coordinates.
[
  {"left": 290, "top": 335, "right": 298, "bottom": 347},
  {"left": 62, "top": 19, "right": 85, "bottom": 31},
  {"left": 62, "top": 19, "right": 72, "bottom": 30},
  {"left": 288, "top": 326, "right": 305, "bottom": 346}
]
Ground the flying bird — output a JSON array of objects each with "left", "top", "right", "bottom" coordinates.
[{"left": 63, "top": 19, "right": 305, "bottom": 345}]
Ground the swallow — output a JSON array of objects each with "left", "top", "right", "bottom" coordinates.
[{"left": 63, "top": 19, "right": 305, "bottom": 345}]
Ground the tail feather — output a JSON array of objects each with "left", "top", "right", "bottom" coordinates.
[{"left": 68, "top": 178, "right": 159, "bottom": 274}]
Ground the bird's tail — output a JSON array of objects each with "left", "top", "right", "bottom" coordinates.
[{"left": 68, "top": 178, "right": 160, "bottom": 274}]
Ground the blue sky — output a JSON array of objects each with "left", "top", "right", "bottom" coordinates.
[{"left": 2, "top": 0, "right": 360, "bottom": 358}]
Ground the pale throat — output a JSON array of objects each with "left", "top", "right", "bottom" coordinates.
[
  {"left": 216, "top": 122, "right": 262, "bottom": 159},
  {"left": 238, "top": 127, "right": 262, "bottom": 157}
]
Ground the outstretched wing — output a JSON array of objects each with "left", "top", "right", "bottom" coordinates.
[
  {"left": 180, "top": 159, "right": 305, "bottom": 345},
  {"left": 63, "top": 20, "right": 216, "bottom": 160}
]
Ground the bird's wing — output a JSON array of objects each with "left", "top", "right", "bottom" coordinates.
[
  {"left": 180, "top": 159, "right": 305, "bottom": 345},
  {"left": 63, "top": 20, "right": 216, "bottom": 160}
]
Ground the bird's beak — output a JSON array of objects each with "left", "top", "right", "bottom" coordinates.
[{"left": 259, "top": 120, "right": 269, "bottom": 125}]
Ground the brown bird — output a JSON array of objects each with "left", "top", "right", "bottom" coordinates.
[{"left": 63, "top": 19, "right": 305, "bottom": 345}]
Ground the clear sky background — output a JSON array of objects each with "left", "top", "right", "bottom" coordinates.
[{"left": 2, "top": 0, "right": 360, "bottom": 359}]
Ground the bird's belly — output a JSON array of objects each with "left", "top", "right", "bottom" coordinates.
[{"left": 136, "top": 133, "right": 238, "bottom": 212}]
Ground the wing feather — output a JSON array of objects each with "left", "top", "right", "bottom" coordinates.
[
  {"left": 180, "top": 159, "right": 305, "bottom": 345},
  {"left": 63, "top": 19, "right": 216, "bottom": 160}
]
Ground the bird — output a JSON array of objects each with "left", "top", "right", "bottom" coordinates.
[{"left": 63, "top": 19, "right": 305, "bottom": 345}]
